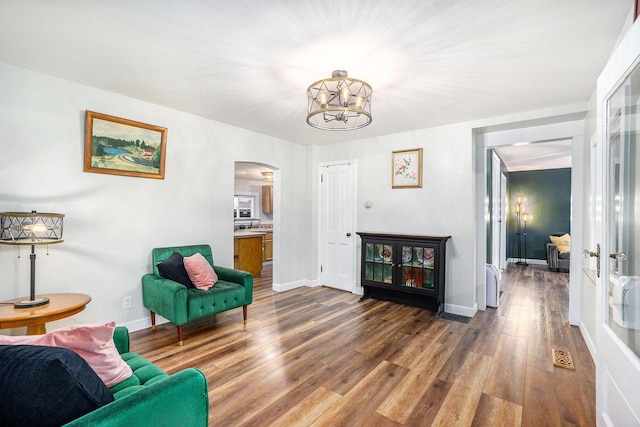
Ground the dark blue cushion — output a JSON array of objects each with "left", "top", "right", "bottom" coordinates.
[
  {"left": 156, "top": 251, "right": 194, "bottom": 288},
  {"left": 0, "top": 345, "right": 114, "bottom": 427}
]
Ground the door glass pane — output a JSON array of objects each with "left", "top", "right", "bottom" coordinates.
[{"left": 606, "top": 61, "right": 640, "bottom": 358}]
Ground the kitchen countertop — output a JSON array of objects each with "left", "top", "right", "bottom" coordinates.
[{"left": 234, "top": 230, "right": 268, "bottom": 238}]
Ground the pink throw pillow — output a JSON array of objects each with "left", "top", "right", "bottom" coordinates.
[
  {"left": 0, "top": 321, "right": 132, "bottom": 387},
  {"left": 183, "top": 252, "right": 218, "bottom": 291}
]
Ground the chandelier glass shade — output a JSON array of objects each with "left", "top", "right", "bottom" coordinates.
[{"left": 306, "top": 70, "right": 372, "bottom": 131}]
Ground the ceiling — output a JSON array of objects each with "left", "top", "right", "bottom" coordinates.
[
  {"left": 235, "top": 162, "right": 274, "bottom": 181},
  {"left": 494, "top": 139, "right": 573, "bottom": 172},
  {"left": 0, "top": 0, "right": 631, "bottom": 151}
]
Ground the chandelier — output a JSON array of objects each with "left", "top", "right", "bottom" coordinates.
[{"left": 306, "top": 70, "right": 372, "bottom": 131}]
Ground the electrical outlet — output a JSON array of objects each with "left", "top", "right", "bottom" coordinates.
[{"left": 122, "top": 296, "right": 132, "bottom": 310}]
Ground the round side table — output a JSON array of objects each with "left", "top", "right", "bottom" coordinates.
[{"left": 0, "top": 293, "right": 91, "bottom": 334}]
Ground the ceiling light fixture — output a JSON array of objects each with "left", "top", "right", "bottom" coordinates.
[{"left": 306, "top": 70, "right": 372, "bottom": 131}]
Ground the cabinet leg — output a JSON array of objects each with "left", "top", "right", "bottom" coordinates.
[
  {"left": 358, "top": 288, "right": 371, "bottom": 302},
  {"left": 435, "top": 303, "right": 444, "bottom": 319}
]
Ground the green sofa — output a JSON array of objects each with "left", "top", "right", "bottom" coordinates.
[
  {"left": 142, "top": 244, "right": 253, "bottom": 345},
  {"left": 65, "top": 326, "right": 208, "bottom": 426}
]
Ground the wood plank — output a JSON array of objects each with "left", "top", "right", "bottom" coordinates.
[
  {"left": 247, "top": 385, "right": 341, "bottom": 427},
  {"left": 436, "top": 327, "right": 483, "bottom": 383},
  {"left": 377, "top": 342, "right": 454, "bottom": 423},
  {"left": 310, "top": 361, "right": 408, "bottom": 426},
  {"left": 431, "top": 351, "right": 493, "bottom": 426},
  {"left": 386, "top": 319, "right": 450, "bottom": 368},
  {"left": 521, "top": 367, "right": 562, "bottom": 426},
  {"left": 554, "top": 366, "right": 592, "bottom": 426},
  {"left": 482, "top": 334, "right": 527, "bottom": 405},
  {"left": 471, "top": 393, "right": 522, "bottom": 427},
  {"left": 403, "top": 378, "right": 452, "bottom": 426}
]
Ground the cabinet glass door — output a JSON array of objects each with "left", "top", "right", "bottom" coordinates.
[
  {"left": 364, "top": 242, "right": 393, "bottom": 284},
  {"left": 401, "top": 245, "right": 435, "bottom": 289}
]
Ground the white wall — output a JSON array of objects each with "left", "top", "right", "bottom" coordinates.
[
  {"left": 310, "top": 123, "right": 477, "bottom": 315},
  {"left": 0, "top": 62, "right": 310, "bottom": 333}
]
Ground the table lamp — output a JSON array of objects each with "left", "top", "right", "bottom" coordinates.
[{"left": 0, "top": 211, "right": 64, "bottom": 308}]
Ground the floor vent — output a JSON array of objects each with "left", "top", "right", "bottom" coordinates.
[{"left": 552, "top": 348, "right": 575, "bottom": 370}]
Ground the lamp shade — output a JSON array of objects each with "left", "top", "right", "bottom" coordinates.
[{"left": 0, "top": 212, "right": 64, "bottom": 245}]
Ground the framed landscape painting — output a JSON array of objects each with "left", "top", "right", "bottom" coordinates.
[
  {"left": 84, "top": 111, "right": 167, "bottom": 179},
  {"left": 392, "top": 148, "right": 422, "bottom": 188}
]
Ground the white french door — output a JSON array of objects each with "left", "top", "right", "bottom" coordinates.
[
  {"left": 595, "top": 18, "right": 640, "bottom": 426},
  {"left": 319, "top": 162, "right": 357, "bottom": 292}
]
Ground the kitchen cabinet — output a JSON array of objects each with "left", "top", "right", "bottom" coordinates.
[
  {"left": 262, "top": 186, "right": 273, "bottom": 214},
  {"left": 233, "top": 234, "right": 263, "bottom": 277},
  {"left": 357, "top": 232, "right": 450, "bottom": 316},
  {"left": 262, "top": 231, "right": 273, "bottom": 261}
]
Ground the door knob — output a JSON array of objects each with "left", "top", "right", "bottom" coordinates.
[
  {"left": 610, "top": 251, "right": 628, "bottom": 262},
  {"left": 346, "top": 233, "right": 352, "bottom": 237},
  {"left": 583, "top": 244, "right": 601, "bottom": 277}
]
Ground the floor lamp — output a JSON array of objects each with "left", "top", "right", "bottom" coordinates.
[
  {"left": 514, "top": 195, "right": 529, "bottom": 266},
  {"left": 0, "top": 211, "right": 64, "bottom": 308},
  {"left": 517, "top": 213, "right": 530, "bottom": 266}
]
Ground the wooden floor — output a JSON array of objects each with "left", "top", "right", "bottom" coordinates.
[{"left": 130, "top": 263, "right": 595, "bottom": 426}]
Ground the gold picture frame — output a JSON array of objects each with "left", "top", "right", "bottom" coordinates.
[
  {"left": 84, "top": 110, "right": 167, "bottom": 179},
  {"left": 392, "top": 148, "right": 423, "bottom": 188}
]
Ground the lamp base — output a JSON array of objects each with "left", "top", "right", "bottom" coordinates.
[{"left": 14, "top": 296, "right": 50, "bottom": 308}]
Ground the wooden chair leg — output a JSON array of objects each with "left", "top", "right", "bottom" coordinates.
[
  {"left": 150, "top": 311, "right": 156, "bottom": 331},
  {"left": 177, "top": 325, "right": 183, "bottom": 346},
  {"left": 243, "top": 305, "right": 248, "bottom": 325}
]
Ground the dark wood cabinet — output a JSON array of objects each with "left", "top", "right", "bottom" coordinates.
[{"left": 357, "top": 232, "right": 450, "bottom": 316}]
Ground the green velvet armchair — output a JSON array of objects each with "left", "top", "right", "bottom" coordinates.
[{"left": 142, "top": 244, "right": 253, "bottom": 345}]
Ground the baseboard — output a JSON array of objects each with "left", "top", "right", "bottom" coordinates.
[
  {"left": 579, "top": 319, "right": 597, "bottom": 362},
  {"left": 120, "top": 314, "right": 169, "bottom": 333},
  {"left": 444, "top": 302, "right": 478, "bottom": 318},
  {"left": 272, "top": 278, "right": 319, "bottom": 292},
  {"left": 506, "top": 258, "right": 547, "bottom": 266}
]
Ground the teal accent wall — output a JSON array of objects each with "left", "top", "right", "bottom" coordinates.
[{"left": 507, "top": 168, "right": 571, "bottom": 261}]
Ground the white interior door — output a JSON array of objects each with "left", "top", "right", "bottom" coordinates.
[
  {"left": 319, "top": 163, "right": 356, "bottom": 292},
  {"left": 596, "top": 19, "right": 640, "bottom": 426}
]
